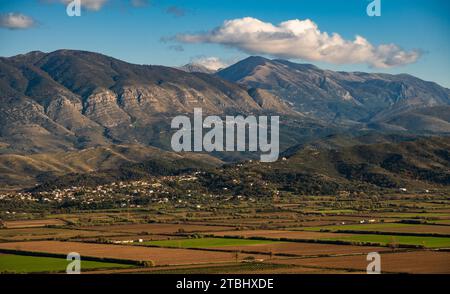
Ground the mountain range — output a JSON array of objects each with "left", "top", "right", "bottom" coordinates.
[
  {"left": 217, "top": 56, "right": 450, "bottom": 131},
  {"left": 1, "top": 49, "right": 449, "bottom": 190},
  {"left": 0, "top": 50, "right": 297, "bottom": 154}
]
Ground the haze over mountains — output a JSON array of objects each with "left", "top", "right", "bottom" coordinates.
[
  {"left": 0, "top": 49, "right": 449, "bottom": 190},
  {"left": 178, "top": 63, "right": 218, "bottom": 74}
]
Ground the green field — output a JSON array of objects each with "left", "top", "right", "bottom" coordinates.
[
  {"left": 0, "top": 254, "right": 134, "bottom": 273},
  {"left": 302, "top": 223, "right": 450, "bottom": 236},
  {"left": 378, "top": 212, "right": 450, "bottom": 218},
  {"left": 139, "top": 237, "right": 278, "bottom": 248},
  {"left": 303, "top": 223, "right": 409, "bottom": 232},
  {"left": 323, "top": 234, "right": 450, "bottom": 248},
  {"left": 428, "top": 220, "right": 450, "bottom": 225}
]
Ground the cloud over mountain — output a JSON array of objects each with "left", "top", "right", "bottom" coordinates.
[
  {"left": 176, "top": 17, "right": 421, "bottom": 68},
  {"left": 190, "top": 56, "right": 228, "bottom": 71},
  {"left": 0, "top": 13, "right": 36, "bottom": 30}
]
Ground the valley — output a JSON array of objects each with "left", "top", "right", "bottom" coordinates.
[
  {"left": 1, "top": 191, "right": 449, "bottom": 274},
  {"left": 1, "top": 50, "right": 449, "bottom": 275}
]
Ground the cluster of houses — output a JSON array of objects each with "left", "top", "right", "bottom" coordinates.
[
  {"left": 0, "top": 171, "right": 255, "bottom": 209},
  {"left": 110, "top": 239, "right": 144, "bottom": 244},
  {"left": 0, "top": 177, "right": 183, "bottom": 207}
]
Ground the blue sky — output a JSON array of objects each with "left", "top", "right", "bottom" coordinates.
[{"left": 0, "top": 0, "right": 449, "bottom": 87}]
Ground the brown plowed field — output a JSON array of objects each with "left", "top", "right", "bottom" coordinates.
[
  {"left": 4, "top": 219, "right": 66, "bottom": 228},
  {"left": 0, "top": 241, "right": 267, "bottom": 266},
  {"left": 269, "top": 251, "right": 450, "bottom": 274},
  {"left": 0, "top": 228, "right": 127, "bottom": 241},
  {"left": 210, "top": 230, "right": 353, "bottom": 240},
  {"left": 73, "top": 234, "right": 185, "bottom": 242},
  {"left": 212, "top": 242, "right": 393, "bottom": 256},
  {"left": 80, "top": 223, "right": 234, "bottom": 234}
]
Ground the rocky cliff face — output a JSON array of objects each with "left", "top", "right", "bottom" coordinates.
[
  {"left": 217, "top": 57, "right": 450, "bottom": 128},
  {"left": 0, "top": 50, "right": 295, "bottom": 153}
]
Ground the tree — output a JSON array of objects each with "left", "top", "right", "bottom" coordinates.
[
  {"left": 140, "top": 260, "right": 155, "bottom": 267},
  {"left": 233, "top": 251, "right": 241, "bottom": 263}
]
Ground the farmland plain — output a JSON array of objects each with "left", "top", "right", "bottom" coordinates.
[
  {"left": 0, "top": 254, "right": 133, "bottom": 273},
  {"left": 1, "top": 193, "right": 449, "bottom": 274}
]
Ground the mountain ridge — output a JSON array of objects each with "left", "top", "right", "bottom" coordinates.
[
  {"left": 21, "top": 136, "right": 450, "bottom": 194},
  {"left": 0, "top": 50, "right": 297, "bottom": 154},
  {"left": 178, "top": 63, "right": 217, "bottom": 74},
  {"left": 217, "top": 56, "right": 450, "bottom": 130},
  {"left": 1, "top": 49, "right": 449, "bottom": 157}
]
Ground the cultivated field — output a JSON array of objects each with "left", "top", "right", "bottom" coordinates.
[
  {"left": 0, "top": 241, "right": 268, "bottom": 266},
  {"left": 1, "top": 193, "right": 449, "bottom": 274},
  {"left": 270, "top": 251, "right": 450, "bottom": 274},
  {"left": 210, "top": 242, "right": 393, "bottom": 256},
  {"left": 138, "top": 237, "right": 278, "bottom": 248},
  {"left": 0, "top": 253, "right": 133, "bottom": 273},
  {"left": 321, "top": 234, "right": 450, "bottom": 248},
  {"left": 79, "top": 223, "right": 235, "bottom": 234},
  {"left": 302, "top": 223, "right": 450, "bottom": 235},
  {"left": 0, "top": 227, "right": 127, "bottom": 241},
  {"left": 209, "top": 230, "right": 357, "bottom": 240},
  {"left": 3, "top": 219, "right": 66, "bottom": 229}
]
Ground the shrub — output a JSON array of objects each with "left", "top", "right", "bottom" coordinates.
[{"left": 139, "top": 260, "right": 155, "bottom": 267}]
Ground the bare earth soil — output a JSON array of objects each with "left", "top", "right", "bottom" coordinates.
[
  {"left": 212, "top": 242, "right": 393, "bottom": 256},
  {"left": 0, "top": 228, "right": 127, "bottom": 241},
  {"left": 0, "top": 241, "right": 267, "bottom": 266},
  {"left": 269, "top": 251, "right": 450, "bottom": 274},
  {"left": 79, "top": 223, "right": 235, "bottom": 234},
  {"left": 210, "top": 230, "right": 354, "bottom": 240},
  {"left": 4, "top": 219, "right": 66, "bottom": 228}
]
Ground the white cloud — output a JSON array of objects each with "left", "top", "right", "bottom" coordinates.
[
  {"left": 176, "top": 17, "right": 421, "bottom": 68},
  {"left": 190, "top": 57, "right": 228, "bottom": 71},
  {"left": 0, "top": 13, "right": 36, "bottom": 30}
]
